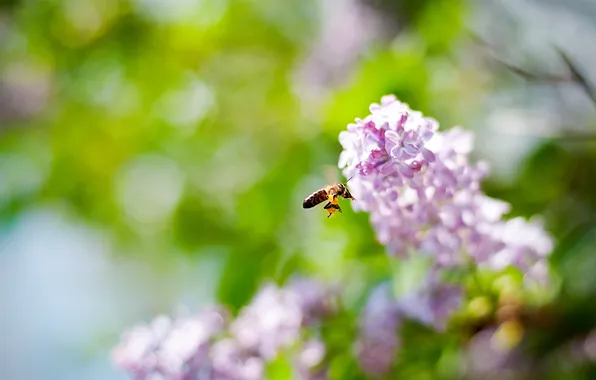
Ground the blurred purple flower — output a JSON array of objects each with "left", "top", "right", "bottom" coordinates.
[
  {"left": 210, "top": 338, "right": 265, "bottom": 380},
  {"left": 229, "top": 283, "right": 303, "bottom": 360},
  {"left": 294, "top": 339, "right": 327, "bottom": 380},
  {"left": 395, "top": 271, "right": 463, "bottom": 332},
  {"left": 229, "top": 278, "right": 337, "bottom": 361},
  {"left": 289, "top": 277, "right": 339, "bottom": 323},
  {"left": 112, "top": 307, "right": 227, "bottom": 380},
  {"left": 112, "top": 315, "right": 172, "bottom": 379},
  {"left": 355, "top": 283, "right": 401, "bottom": 376},
  {"left": 338, "top": 95, "right": 554, "bottom": 278},
  {"left": 486, "top": 217, "right": 553, "bottom": 284},
  {"left": 355, "top": 278, "right": 463, "bottom": 376},
  {"left": 465, "top": 326, "right": 528, "bottom": 378},
  {"left": 155, "top": 308, "right": 227, "bottom": 379},
  {"left": 112, "top": 278, "right": 337, "bottom": 380}
]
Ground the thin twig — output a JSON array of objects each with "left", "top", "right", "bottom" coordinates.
[
  {"left": 470, "top": 31, "right": 596, "bottom": 108},
  {"left": 489, "top": 56, "right": 571, "bottom": 83},
  {"left": 469, "top": 32, "right": 573, "bottom": 83},
  {"left": 554, "top": 45, "right": 596, "bottom": 107}
]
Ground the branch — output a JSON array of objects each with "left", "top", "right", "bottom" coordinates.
[
  {"left": 469, "top": 32, "right": 572, "bottom": 83},
  {"left": 469, "top": 31, "right": 596, "bottom": 108},
  {"left": 554, "top": 46, "right": 596, "bottom": 107}
]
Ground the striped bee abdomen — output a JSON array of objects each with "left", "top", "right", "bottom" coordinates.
[{"left": 303, "top": 189, "right": 329, "bottom": 208}]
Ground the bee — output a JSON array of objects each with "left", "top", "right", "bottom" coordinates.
[{"left": 302, "top": 180, "right": 355, "bottom": 218}]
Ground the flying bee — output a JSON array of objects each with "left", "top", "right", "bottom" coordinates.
[{"left": 302, "top": 180, "right": 355, "bottom": 218}]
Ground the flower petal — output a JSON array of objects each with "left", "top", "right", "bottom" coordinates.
[{"left": 421, "top": 148, "right": 435, "bottom": 163}]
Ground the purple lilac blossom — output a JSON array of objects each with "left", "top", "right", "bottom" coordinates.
[
  {"left": 112, "top": 278, "right": 336, "bottom": 380},
  {"left": 347, "top": 96, "right": 552, "bottom": 375},
  {"left": 338, "top": 95, "right": 553, "bottom": 280}
]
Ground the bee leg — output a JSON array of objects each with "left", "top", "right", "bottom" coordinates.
[
  {"left": 323, "top": 202, "right": 334, "bottom": 217},
  {"left": 323, "top": 202, "right": 332, "bottom": 217}
]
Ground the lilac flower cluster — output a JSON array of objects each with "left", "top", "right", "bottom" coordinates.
[
  {"left": 338, "top": 95, "right": 553, "bottom": 281},
  {"left": 112, "top": 278, "right": 337, "bottom": 380},
  {"left": 342, "top": 95, "right": 553, "bottom": 376}
]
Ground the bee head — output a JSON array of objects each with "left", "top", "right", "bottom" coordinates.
[{"left": 341, "top": 185, "right": 356, "bottom": 200}]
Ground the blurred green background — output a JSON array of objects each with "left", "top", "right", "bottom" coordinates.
[{"left": 1, "top": 0, "right": 596, "bottom": 379}]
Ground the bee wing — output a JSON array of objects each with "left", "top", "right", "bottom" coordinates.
[{"left": 322, "top": 164, "right": 339, "bottom": 185}]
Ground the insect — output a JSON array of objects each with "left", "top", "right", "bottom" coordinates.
[{"left": 302, "top": 180, "right": 355, "bottom": 218}]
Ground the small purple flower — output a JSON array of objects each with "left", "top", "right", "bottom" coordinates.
[{"left": 339, "top": 95, "right": 438, "bottom": 181}]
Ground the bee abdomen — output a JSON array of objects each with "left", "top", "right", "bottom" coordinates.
[{"left": 303, "top": 190, "right": 328, "bottom": 208}]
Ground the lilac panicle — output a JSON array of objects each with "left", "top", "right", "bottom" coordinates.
[
  {"left": 338, "top": 95, "right": 553, "bottom": 280},
  {"left": 112, "top": 278, "right": 336, "bottom": 380},
  {"left": 343, "top": 95, "right": 554, "bottom": 376}
]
